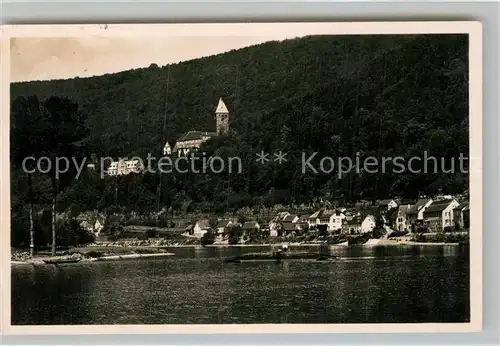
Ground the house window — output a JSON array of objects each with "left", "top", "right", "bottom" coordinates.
[{"left": 397, "top": 217, "right": 403, "bottom": 222}]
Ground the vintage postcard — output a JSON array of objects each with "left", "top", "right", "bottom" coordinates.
[{"left": 0, "top": 22, "right": 482, "bottom": 335}]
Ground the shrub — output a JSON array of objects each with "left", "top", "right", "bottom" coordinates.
[
  {"left": 388, "top": 230, "right": 408, "bottom": 237},
  {"left": 146, "top": 229, "right": 158, "bottom": 238},
  {"left": 137, "top": 233, "right": 148, "bottom": 241},
  {"left": 56, "top": 218, "right": 96, "bottom": 246},
  {"left": 371, "top": 227, "right": 385, "bottom": 239},
  {"left": 201, "top": 230, "right": 216, "bottom": 246},
  {"left": 86, "top": 251, "right": 103, "bottom": 258}
]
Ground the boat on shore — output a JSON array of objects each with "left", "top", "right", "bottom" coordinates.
[
  {"left": 330, "top": 241, "right": 349, "bottom": 246},
  {"left": 42, "top": 258, "right": 81, "bottom": 265},
  {"left": 96, "top": 252, "right": 175, "bottom": 261}
]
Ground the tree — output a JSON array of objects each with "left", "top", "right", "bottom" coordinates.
[
  {"left": 208, "top": 218, "right": 218, "bottom": 232},
  {"left": 227, "top": 224, "right": 243, "bottom": 245},
  {"left": 200, "top": 229, "right": 215, "bottom": 246},
  {"left": 19, "top": 96, "right": 88, "bottom": 255},
  {"left": 10, "top": 35, "right": 469, "bottom": 218},
  {"left": 10, "top": 96, "right": 45, "bottom": 256}
]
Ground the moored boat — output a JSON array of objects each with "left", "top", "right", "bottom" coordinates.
[
  {"left": 42, "top": 258, "right": 81, "bottom": 264},
  {"left": 330, "top": 241, "right": 349, "bottom": 246},
  {"left": 224, "top": 245, "right": 339, "bottom": 263}
]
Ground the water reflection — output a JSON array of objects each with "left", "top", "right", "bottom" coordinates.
[{"left": 11, "top": 245, "right": 470, "bottom": 325}]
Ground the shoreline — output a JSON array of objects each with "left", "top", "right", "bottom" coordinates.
[
  {"left": 12, "top": 240, "right": 465, "bottom": 266},
  {"left": 11, "top": 252, "right": 175, "bottom": 267}
]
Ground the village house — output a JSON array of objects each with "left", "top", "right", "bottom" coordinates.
[
  {"left": 242, "top": 221, "right": 260, "bottom": 236},
  {"left": 164, "top": 98, "right": 229, "bottom": 156},
  {"left": 191, "top": 219, "right": 210, "bottom": 238},
  {"left": 361, "top": 215, "right": 377, "bottom": 233},
  {"left": 282, "top": 222, "right": 299, "bottom": 236},
  {"left": 378, "top": 199, "right": 398, "bottom": 211},
  {"left": 343, "top": 210, "right": 358, "bottom": 221},
  {"left": 297, "top": 215, "right": 310, "bottom": 230},
  {"left": 463, "top": 206, "right": 470, "bottom": 229},
  {"left": 385, "top": 208, "right": 398, "bottom": 230},
  {"left": 216, "top": 219, "right": 233, "bottom": 235},
  {"left": 422, "top": 199, "right": 460, "bottom": 232},
  {"left": 77, "top": 212, "right": 105, "bottom": 237},
  {"left": 453, "top": 202, "right": 469, "bottom": 229},
  {"left": 395, "top": 204, "right": 412, "bottom": 232},
  {"left": 313, "top": 209, "right": 345, "bottom": 232},
  {"left": 307, "top": 210, "right": 321, "bottom": 227},
  {"left": 342, "top": 216, "right": 362, "bottom": 234},
  {"left": 341, "top": 214, "right": 376, "bottom": 234},
  {"left": 406, "top": 198, "right": 433, "bottom": 231},
  {"left": 283, "top": 214, "right": 299, "bottom": 223},
  {"left": 281, "top": 214, "right": 299, "bottom": 236},
  {"left": 316, "top": 210, "right": 333, "bottom": 230},
  {"left": 268, "top": 212, "right": 290, "bottom": 233},
  {"left": 329, "top": 210, "right": 346, "bottom": 232}
]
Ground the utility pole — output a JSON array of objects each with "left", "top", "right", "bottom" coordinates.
[{"left": 156, "top": 65, "right": 171, "bottom": 213}]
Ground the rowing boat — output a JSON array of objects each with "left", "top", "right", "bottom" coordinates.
[{"left": 42, "top": 258, "right": 81, "bottom": 264}]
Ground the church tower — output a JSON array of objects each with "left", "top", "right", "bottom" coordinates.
[{"left": 215, "top": 98, "right": 229, "bottom": 136}]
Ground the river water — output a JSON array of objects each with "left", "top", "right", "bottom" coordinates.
[{"left": 11, "top": 245, "right": 470, "bottom": 325}]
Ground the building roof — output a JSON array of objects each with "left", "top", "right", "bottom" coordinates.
[
  {"left": 217, "top": 219, "right": 232, "bottom": 228},
  {"left": 319, "top": 210, "right": 335, "bottom": 218},
  {"left": 298, "top": 214, "right": 310, "bottom": 222},
  {"left": 242, "top": 221, "right": 259, "bottom": 230},
  {"left": 453, "top": 202, "right": 469, "bottom": 211},
  {"left": 178, "top": 131, "right": 216, "bottom": 142},
  {"left": 378, "top": 199, "right": 395, "bottom": 206},
  {"left": 196, "top": 219, "right": 211, "bottom": 229},
  {"left": 273, "top": 212, "right": 290, "bottom": 221},
  {"left": 283, "top": 214, "right": 298, "bottom": 222},
  {"left": 215, "top": 98, "right": 229, "bottom": 114},
  {"left": 308, "top": 210, "right": 321, "bottom": 219},
  {"left": 423, "top": 200, "right": 456, "bottom": 214},
  {"left": 407, "top": 199, "right": 431, "bottom": 215}
]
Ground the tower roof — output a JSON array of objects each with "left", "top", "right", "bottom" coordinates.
[{"left": 215, "top": 98, "right": 229, "bottom": 114}]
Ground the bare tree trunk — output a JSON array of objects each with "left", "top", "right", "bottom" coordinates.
[
  {"left": 51, "top": 176, "right": 57, "bottom": 256},
  {"left": 28, "top": 173, "right": 34, "bottom": 257}
]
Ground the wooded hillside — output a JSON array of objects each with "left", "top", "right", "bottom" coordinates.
[{"left": 11, "top": 34, "right": 469, "bottom": 230}]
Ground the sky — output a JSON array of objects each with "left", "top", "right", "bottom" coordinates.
[{"left": 10, "top": 35, "right": 300, "bottom": 82}]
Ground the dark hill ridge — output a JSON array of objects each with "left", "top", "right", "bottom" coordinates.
[
  {"left": 11, "top": 35, "right": 419, "bottom": 157},
  {"left": 11, "top": 34, "right": 468, "bottom": 210}
]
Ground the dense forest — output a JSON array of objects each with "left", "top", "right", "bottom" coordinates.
[{"left": 10, "top": 34, "right": 469, "bottom": 247}]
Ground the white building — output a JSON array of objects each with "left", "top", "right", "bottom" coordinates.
[
  {"left": 107, "top": 159, "right": 144, "bottom": 176},
  {"left": 423, "top": 199, "right": 460, "bottom": 232},
  {"left": 406, "top": 198, "right": 433, "bottom": 230},
  {"left": 395, "top": 204, "right": 411, "bottom": 232},
  {"left": 361, "top": 215, "right": 377, "bottom": 233}
]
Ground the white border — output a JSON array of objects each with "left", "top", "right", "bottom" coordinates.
[{"left": 0, "top": 21, "right": 483, "bottom": 335}]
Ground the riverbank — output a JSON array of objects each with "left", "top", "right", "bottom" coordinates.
[{"left": 11, "top": 248, "right": 175, "bottom": 266}]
